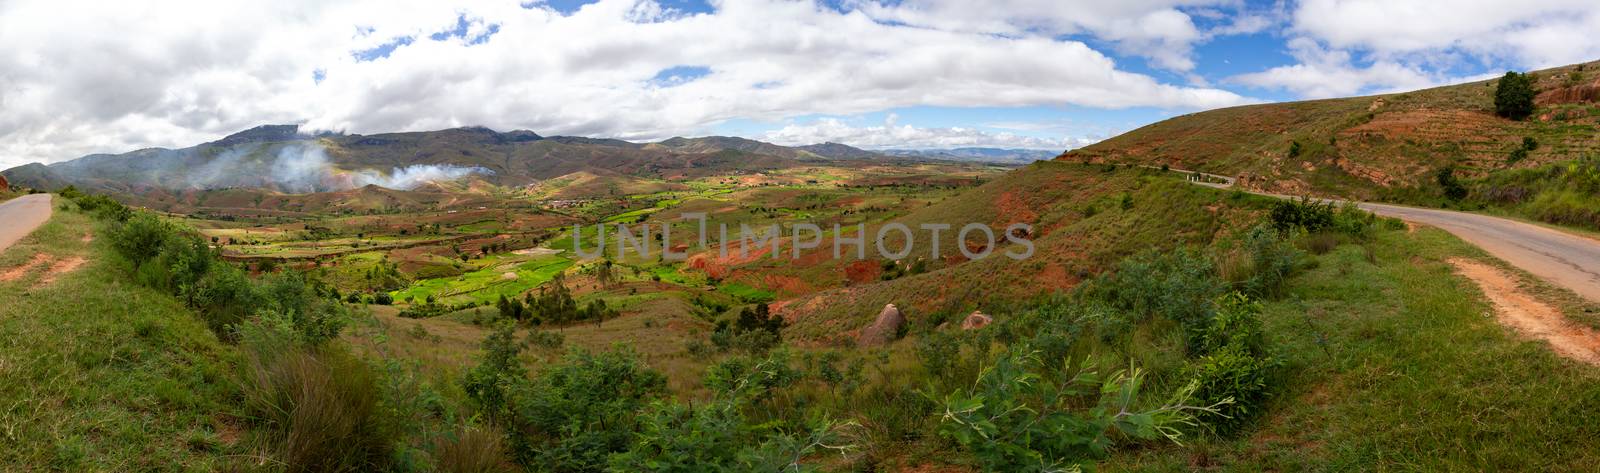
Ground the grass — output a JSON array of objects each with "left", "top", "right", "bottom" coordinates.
[
  {"left": 0, "top": 206, "right": 243, "bottom": 470},
  {"left": 1106, "top": 227, "right": 1600, "bottom": 471},
  {"left": 391, "top": 253, "right": 573, "bottom": 305}
]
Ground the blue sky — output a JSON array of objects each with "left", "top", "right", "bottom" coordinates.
[{"left": 2, "top": 0, "right": 1599, "bottom": 167}]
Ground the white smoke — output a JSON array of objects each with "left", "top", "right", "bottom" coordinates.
[
  {"left": 348, "top": 164, "right": 490, "bottom": 191},
  {"left": 183, "top": 142, "right": 490, "bottom": 192}
]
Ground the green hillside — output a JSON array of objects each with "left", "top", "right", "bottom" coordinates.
[{"left": 1062, "top": 60, "right": 1600, "bottom": 200}]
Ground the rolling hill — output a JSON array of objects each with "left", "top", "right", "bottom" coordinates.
[{"left": 1060, "top": 60, "right": 1600, "bottom": 199}]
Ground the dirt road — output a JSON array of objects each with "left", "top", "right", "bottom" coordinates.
[{"left": 0, "top": 194, "right": 52, "bottom": 252}]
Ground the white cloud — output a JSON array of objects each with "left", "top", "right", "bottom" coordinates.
[
  {"left": 1292, "top": 0, "right": 1600, "bottom": 67},
  {"left": 759, "top": 115, "right": 1097, "bottom": 150},
  {"left": 845, "top": 0, "right": 1258, "bottom": 72},
  {"left": 1236, "top": 0, "right": 1600, "bottom": 99},
  {"left": 1230, "top": 37, "right": 1449, "bottom": 98},
  {"left": 0, "top": 0, "right": 1255, "bottom": 169}
]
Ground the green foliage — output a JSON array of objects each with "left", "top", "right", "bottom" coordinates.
[
  {"left": 1239, "top": 225, "right": 1302, "bottom": 298},
  {"left": 525, "top": 327, "right": 566, "bottom": 351},
  {"left": 931, "top": 349, "right": 1221, "bottom": 472},
  {"left": 1494, "top": 71, "right": 1536, "bottom": 120},
  {"left": 1437, "top": 166, "right": 1468, "bottom": 201},
  {"left": 711, "top": 303, "right": 784, "bottom": 354},
  {"left": 463, "top": 321, "right": 525, "bottom": 422},
  {"left": 1078, "top": 247, "right": 1225, "bottom": 350},
  {"left": 501, "top": 347, "right": 668, "bottom": 472},
  {"left": 1269, "top": 197, "right": 1335, "bottom": 234},
  {"left": 1288, "top": 140, "right": 1302, "bottom": 158}
]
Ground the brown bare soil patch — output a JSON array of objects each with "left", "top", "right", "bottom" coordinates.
[
  {"left": 842, "top": 259, "right": 882, "bottom": 284},
  {"left": 1450, "top": 258, "right": 1600, "bottom": 365},
  {"left": 34, "top": 256, "right": 86, "bottom": 287},
  {"left": 0, "top": 253, "right": 50, "bottom": 282}
]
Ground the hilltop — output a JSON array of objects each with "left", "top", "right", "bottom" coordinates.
[
  {"left": 1061, "top": 60, "right": 1600, "bottom": 199},
  {"left": 1, "top": 126, "right": 1042, "bottom": 200}
]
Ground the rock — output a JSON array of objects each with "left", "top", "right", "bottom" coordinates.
[
  {"left": 961, "top": 311, "right": 993, "bottom": 330},
  {"left": 501, "top": 272, "right": 518, "bottom": 280},
  {"left": 857, "top": 304, "right": 905, "bottom": 348}
]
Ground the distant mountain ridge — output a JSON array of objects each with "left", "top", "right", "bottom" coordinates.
[
  {"left": 1, "top": 123, "right": 1051, "bottom": 197},
  {"left": 882, "top": 147, "right": 1059, "bottom": 164}
]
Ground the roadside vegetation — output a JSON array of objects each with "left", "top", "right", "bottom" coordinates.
[{"left": 8, "top": 160, "right": 1600, "bottom": 471}]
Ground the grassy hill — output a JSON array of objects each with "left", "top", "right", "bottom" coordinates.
[
  {"left": 1061, "top": 60, "right": 1600, "bottom": 199},
  {"left": 771, "top": 162, "right": 1277, "bottom": 341}
]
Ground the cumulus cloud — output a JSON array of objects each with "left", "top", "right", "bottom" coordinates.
[
  {"left": 1292, "top": 0, "right": 1600, "bottom": 67},
  {"left": 0, "top": 0, "right": 1255, "bottom": 169},
  {"left": 1235, "top": 0, "right": 1600, "bottom": 98},
  {"left": 759, "top": 115, "right": 1096, "bottom": 151},
  {"left": 1229, "top": 37, "right": 1450, "bottom": 98},
  {"left": 845, "top": 0, "right": 1257, "bottom": 72}
]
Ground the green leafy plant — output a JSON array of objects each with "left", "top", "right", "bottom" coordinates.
[{"left": 931, "top": 349, "right": 1224, "bottom": 472}]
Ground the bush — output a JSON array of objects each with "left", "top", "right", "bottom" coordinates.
[
  {"left": 110, "top": 213, "right": 178, "bottom": 268},
  {"left": 1241, "top": 225, "right": 1301, "bottom": 298},
  {"left": 501, "top": 348, "right": 667, "bottom": 471},
  {"left": 1079, "top": 247, "right": 1224, "bottom": 350},
  {"left": 1495, "top": 71, "right": 1536, "bottom": 120},
  {"left": 711, "top": 303, "right": 783, "bottom": 354},
  {"left": 932, "top": 349, "right": 1220, "bottom": 471},
  {"left": 1187, "top": 293, "right": 1276, "bottom": 433},
  {"left": 462, "top": 321, "right": 524, "bottom": 421},
  {"left": 374, "top": 292, "right": 394, "bottom": 305},
  {"left": 1437, "top": 166, "right": 1468, "bottom": 201},
  {"left": 1269, "top": 197, "right": 1335, "bottom": 234}
]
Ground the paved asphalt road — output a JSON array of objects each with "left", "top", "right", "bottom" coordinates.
[
  {"left": 1354, "top": 201, "right": 1600, "bottom": 304},
  {"left": 0, "top": 194, "right": 53, "bottom": 252},
  {"left": 1164, "top": 167, "right": 1600, "bottom": 304}
]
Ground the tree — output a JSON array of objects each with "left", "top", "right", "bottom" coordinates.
[
  {"left": 1437, "top": 166, "right": 1468, "bottom": 201},
  {"left": 1494, "top": 71, "right": 1535, "bottom": 120}
]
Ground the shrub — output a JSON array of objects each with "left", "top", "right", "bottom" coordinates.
[
  {"left": 374, "top": 292, "right": 394, "bottom": 305},
  {"left": 1187, "top": 293, "right": 1276, "bottom": 433},
  {"left": 1079, "top": 247, "right": 1224, "bottom": 350},
  {"left": 501, "top": 347, "right": 667, "bottom": 471},
  {"left": 191, "top": 264, "right": 262, "bottom": 336},
  {"left": 711, "top": 303, "right": 783, "bottom": 354},
  {"left": 524, "top": 328, "right": 565, "bottom": 351},
  {"left": 110, "top": 213, "right": 177, "bottom": 268},
  {"left": 703, "top": 351, "right": 803, "bottom": 402},
  {"left": 462, "top": 321, "right": 524, "bottom": 422},
  {"left": 1240, "top": 225, "right": 1301, "bottom": 298},
  {"left": 1495, "top": 71, "right": 1536, "bottom": 120},
  {"left": 1269, "top": 197, "right": 1335, "bottom": 234},
  {"left": 932, "top": 349, "right": 1221, "bottom": 471},
  {"left": 1437, "top": 166, "right": 1468, "bottom": 201}
]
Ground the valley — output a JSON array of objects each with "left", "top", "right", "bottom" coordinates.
[{"left": 4, "top": 56, "right": 1600, "bottom": 472}]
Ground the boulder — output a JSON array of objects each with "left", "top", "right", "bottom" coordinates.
[
  {"left": 961, "top": 311, "right": 993, "bottom": 330},
  {"left": 856, "top": 304, "right": 905, "bottom": 348}
]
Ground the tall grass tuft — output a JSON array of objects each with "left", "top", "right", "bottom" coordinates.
[
  {"left": 431, "top": 425, "right": 515, "bottom": 473},
  {"left": 238, "top": 319, "right": 396, "bottom": 472}
]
